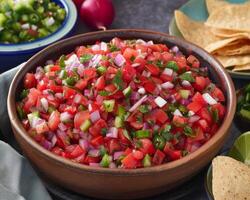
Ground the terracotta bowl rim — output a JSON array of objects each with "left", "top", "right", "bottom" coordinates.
[{"left": 7, "top": 29, "right": 236, "bottom": 175}]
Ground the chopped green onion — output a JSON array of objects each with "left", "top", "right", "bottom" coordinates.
[
  {"left": 100, "top": 154, "right": 110, "bottom": 168},
  {"left": 123, "top": 86, "right": 132, "bottom": 97},
  {"left": 142, "top": 154, "right": 152, "bottom": 167},
  {"left": 135, "top": 130, "right": 150, "bottom": 139}
]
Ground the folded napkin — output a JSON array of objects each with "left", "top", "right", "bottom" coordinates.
[{"left": 0, "top": 66, "right": 52, "bottom": 200}]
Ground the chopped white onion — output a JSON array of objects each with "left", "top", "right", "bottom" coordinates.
[
  {"left": 60, "top": 112, "right": 72, "bottom": 122},
  {"left": 138, "top": 87, "right": 146, "bottom": 95},
  {"left": 114, "top": 54, "right": 126, "bottom": 67},
  {"left": 202, "top": 93, "right": 217, "bottom": 105},
  {"left": 90, "top": 110, "right": 101, "bottom": 123},
  {"left": 40, "top": 98, "right": 48, "bottom": 112},
  {"left": 163, "top": 68, "right": 173, "bottom": 76},
  {"left": 74, "top": 94, "right": 82, "bottom": 104},
  {"left": 88, "top": 104, "right": 93, "bottom": 112},
  {"left": 21, "top": 23, "right": 30, "bottom": 30},
  {"left": 188, "top": 110, "right": 195, "bottom": 117},
  {"left": 189, "top": 115, "right": 200, "bottom": 123},
  {"left": 142, "top": 70, "right": 151, "bottom": 77},
  {"left": 65, "top": 54, "right": 82, "bottom": 71},
  {"left": 182, "top": 80, "right": 191, "bottom": 87},
  {"left": 154, "top": 96, "right": 167, "bottom": 108},
  {"left": 91, "top": 44, "right": 100, "bottom": 51},
  {"left": 131, "top": 63, "right": 141, "bottom": 67},
  {"left": 136, "top": 39, "right": 146, "bottom": 44},
  {"left": 46, "top": 17, "right": 55, "bottom": 26},
  {"left": 55, "top": 93, "right": 63, "bottom": 99},
  {"left": 147, "top": 41, "right": 154, "bottom": 45},
  {"left": 31, "top": 25, "right": 38, "bottom": 31},
  {"left": 129, "top": 95, "right": 148, "bottom": 112},
  {"left": 100, "top": 42, "right": 108, "bottom": 51},
  {"left": 173, "top": 109, "right": 183, "bottom": 116},
  {"left": 161, "top": 81, "right": 174, "bottom": 89},
  {"left": 90, "top": 54, "right": 102, "bottom": 68}
]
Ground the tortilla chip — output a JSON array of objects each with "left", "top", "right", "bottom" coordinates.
[
  {"left": 174, "top": 10, "right": 220, "bottom": 48},
  {"left": 215, "top": 55, "right": 250, "bottom": 67},
  {"left": 233, "top": 63, "right": 250, "bottom": 71},
  {"left": 212, "top": 156, "right": 250, "bottom": 200},
  {"left": 205, "top": 36, "right": 250, "bottom": 53},
  {"left": 214, "top": 40, "right": 250, "bottom": 56},
  {"left": 205, "top": 4, "right": 250, "bottom": 32},
  {"left": 211, "top": 28, "right": 250, "bottom": 38},
  {"left": 205, "top": 0, "right": 231, "bottom": 14}
]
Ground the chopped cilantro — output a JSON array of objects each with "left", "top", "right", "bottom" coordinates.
[
  {"left": 59, "top": 55, "right": 66, "bottom": 68},
  {"left": 109, "top": 44, "right": 120, "bottom": 52},
  {"left": 98, "top": 90, "right": 111, "bottom": 96},
  {"left": 112, "top": 70, "right": 124, "bottom": 90},
  {"left": 139, "top": 105, "right": 149, "bottom": 113},
  {"left": 101, "top": 128, "right": 108, "bottom": 136},
  {"left": 80, "top": 54, "right": 93, "bottom": 63},
  {"left": 183, "top": 125, "right": 195, "bottom": 137},
  {"left": 166, "top": 61, "right": 179, "bottom": 71},
  {"left": 179, "top": 72, "right": 195, "bottom": 82}
]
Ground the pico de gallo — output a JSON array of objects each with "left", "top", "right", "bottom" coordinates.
[{"left": 16, "top": 38, "right": 226, "bottom": 169}]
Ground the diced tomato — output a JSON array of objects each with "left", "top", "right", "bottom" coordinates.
[
  {"left": 95, "top": 76, "right": 105, "bottom": 90},
  {"left": 172, "top": 115, "right": 187, "bottom": 127},
  {"left": 187, "top": 102, "right": 203, "bottom": 113},
  {"left": 83, "top": 68, "right": 96, "bottom": 81},
  {"left": 89, "top": 119, "right": 107, "bottom": 137},
  {"left": 132, "top": 150, "right": 144, "bottom": 160},
  {"left": 144, "top": 81, "right": 156, "bottom": 94},
  {"left": 122, "top": 153, "right": 139, "bottom": 169},
  {"left": 51, "top": 147, "right": 63, "bottom": 156},
  {"left": 197, "top": 119, "right": 209, "bottom": 131},
  {"left": 75, "top": 79, "right": 88, "bottom": 90},
  {"left": 105, "top": 84, "right": 117, "bottom": 93},
  {"left": 63, "top": 86, "right": 76, "bottom": 99},
  {"left": 162, "top": 52, "right": 173, "bottom": 62},
  {"left": 164, "top": 143, "right": 182, "bottom": 161},
  {"left": 155, "top": 109, "right": 168, "bottom": 124},
  {"left": 160, "top": 73, "right": 173, "bottom": 82},
  {"left": 152, "top": 150, "right": 165, "bottom": 165},
  {"left": 192, "top": 92, "right": 206, "bottom": 105},
  {"left": 50, "top": 65, "right": 61, "bottom": 72},
  {"left": 23, "top": 88, "right": 41, "bottom": 113},
  {"left": 187, "top": 55, "right": 200, "bottom": 68},
  {"left": 193, "top": 76, "right": 207, "bottom": 92},
  {"left": 122, "top": 64, "right": 136, "bottom": 82},
  {"left": 48, "top": 111, "right": 60, "bottom": 131},
  {"left": 145, "top": 64, "right": 160, "bottom": 76},
  {"left": 74, "top": 111, "right": 90, "bottom": 129},
  {"left": 124, "top": 148, "right": 132, "bottom": 156},
  {"left": 212, "top": 103, "right": 226, "bottom": 119},
  {"left": 84, "top": 156, "right": 101, "bottom": 164},
  {"left": 123, "top": 48, "right": 138, "bottom": 60},
  {"left": 36, "top": 121, "right": 49, "bottom": 134},
  {"left": 130, "top": 121, "right": 143, "bottom": 130},
  {"left": 24, "top": 73, "right": 37, "bottom": 89},
  {"left": 66, "top": 145, "right": 85, "bottom": 159},
  {"left": 211, "top": 87, "right": 225, "bottom": 102},
  {"left": 76, "top": 46, "right": 92, "bottom": 57},
  {"left": 197, "top": 108, "right": 212, "bottom": 124},
  {"left": 91, "top": 136, "right": 104, "bottom": 147},
  {"left": 139, "top": 139, "right": 155, "bottom": 155}
]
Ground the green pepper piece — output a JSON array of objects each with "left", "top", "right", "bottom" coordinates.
[
  {"left": 212, "top": 109, "right": 219, "bottom": 123},
  {"left": 166, "top": 61, "right": 179, "bottom": 72},
  {"left": 29, "top": 13, "right": 39, "bottom": 23},
  {"left": 123, "top": 86, "right": 132, "bottom": 98},
  {"left": 142, "top": 154, "right": 152, "bottom": 167},
  {"left": 100, "top": 154, "right": 110, "bottom": 168},
  {"left": 103, "top": 100, "right": 115, "bottom": 112},
  {"left": 80, "top": 54, "right": 93, "bottom": 63},
  {"left": 115, "top": 116, "right": 123, "bottom": 128},
  {"left": 139, "top": 105, "right": 149, "bottom": 114},
  {"left": 97, "top": 66, "right": 107, "bottom": 75},
  {"left": 179, "top": 72, "right": 195, "bottom": 82},
  {"left": 184, "top": 125, "right": 195, "bottom": 137},
  {"left": 153, "top": 135, "right": 166, "bottom": 150},
  {"left": 101, "top": 128, "right": 108, "bottom": 136},
  {"left": 135, "top": 130, "right": 150, "bottom": 139},
  {"left": 80, "top": 119, "right": 91, "bottom": 132},
  {"left": 65, "top": 77, "right": 77, "bottom": 86},
  {"left": 17, "top": 105, "right": 26, "bottom": 120},
  {"left": 99, "top": 146, "right": 107, "bottom": 157}
]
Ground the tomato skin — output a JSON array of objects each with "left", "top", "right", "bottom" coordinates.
[
  {"left": 129, "top": 121, "right": 143, "bottom": 130},
  {"left": 122, "top": 64, "right": 136, "bottom": 82},
  {"left": 139, "top": 139, "right": 155, "bottom": 155},
  {"left": 48, "top": 111, "right": 60, "bottom": 131},
  {"left": 155, "top": 109, "right": 168, "bottom": 124},
  {"left": 122, "top": 153, "right": 139, "bottom": 169},
  {"left": 211, "top": 87, "right": 225, "bottom": 102},
  {"left": 197, "top": 108, "right": 212, "bottom": 124},
  {"left": 95, "top": 76, "right": 105, "bottom": 90},
  {"left": 145, "top": 64, "right": 160, "bottom": 76},
  {"left": 63, "top": 86, "right": 76, "bottom": 99},
  {"left": 144, "top": 81, "right": 156, "bottom": 94},
  {"left": 187, "top": 55, "right": 200, "bottom": 68},
  {"left": 192, "top": 92, "right": 206, "bottom": 105},
  {"left": 152, "top": 150, "right": 165, "bottom": 165},
  {"left": 24, "top": 73, "right": 37, "bottom": 89},
  {"left": 91, "top": 136, "right": 104, "bottom": 147},
  {"left": 187, "top": 102, "right": 203, "bottom": 113},
  {"left": 123, "top": 48, "right": 138, "bottom": 60},
  {"left": 74, "top": 111, "right": 90, "bottom": 129},
  {"left": 193, "top": 76, "right": 207, "bottom": 92}
]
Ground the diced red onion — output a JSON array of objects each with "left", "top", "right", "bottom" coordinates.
[
  {"left": 106, "top": 127, "right": 118, "bottom": 138},
  {"left": 189, "top": 115, "right": 200, "bottom": 123},
  {"left": 51, "top": 135, "right": 57, "bottom": 147},
  {"left": 90, "top": 110, "right": 101, "bottom": 123},
  {"left": 129, "top": 95, "right": 148, "bottom": 112},
  {"left": 47, "top": 94, "right": 55, "bottom": 101},
  {"left": 143, "top": 123, "right": 149, "bottom": 130},
  {"left": 189, "top": 142, "right": 201, "bottom": 153},
  {"left": 60, "top": 112, "right": 72, "bottom": 122},
  {"left": 65, "top": 54, "right": 83, "bottom": 71},
  {"left": 131, "top": 92, "right": 140, "bottom": 101},
  {"left": 88, "top": 149, "right": 100, "bottom": 157},
  {"left": 41, "top": 140, "right": 52, "bottom": 150},
  {"left": 109, "top": 162, "right": 117, "bottom": 168},
  {"left": 88, "top": 104, "right": 93, "bottom": 112},
  {"left": 180, "top": 98, "right": 190, "bottom": 106},
  {"left": 58, "top": 122, "right": 67, "bottom": 131},
  {"left": 169, "top": 95, "right": 176, "bottom": 103},
  {"left": 114, "top": 54, "right": 126, "bottom": 67},
  {"left": 74, "top": 94, "right": 82, "bottom": 104},
  {"left": 153, "top": 124, "right": 160, "bottom": 130},
  {"left": 113, "top": 151, "right": 124, "bottom": 160},
  {"left": 131, "top": 63, "right": 140, "bottom": 67},
  {"left": 55, "top": 93, "right": 63, "bottom": 99},
  {"left": 142, "top": 70, "right": 151, "bottom": 77},
  {"left": 84, "top": 89, "right": 91, "bottom": 97},
  {"left": 90, "top": 54, "right": 102, "bottom": 68},
  {"left": 163, "top": 68, "right": 173, "bottom": 76},
  {"left": 89, "top": 163, "right": 100, "bottom": 167},
  {"left": 161, "top": 81, "right": 174, "bottom": 89},
  {"left": 202, "top": 93, "right": 217, "bottom": 105},
  {"left": 182, "top": 80, "right": 191, "bottom": 87},
  {"left": 79, "top": 139, "right": 89, "bottom": 151},
  {"left": 40, "top": 98, "right": 48, "bottom": 112},
  {"left": 35, "top": 67, "right": 44, "bottom": 80},
  {"left": 171, "top": 46, "right": 179, "bottom": 53}
]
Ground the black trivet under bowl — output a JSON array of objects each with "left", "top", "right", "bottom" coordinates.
[{"left": 44, "top": 169, "right": 207, "bottom": 200}]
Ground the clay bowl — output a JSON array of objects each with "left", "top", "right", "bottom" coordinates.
[{"left": 7, "top": 29, "right": 236, "bottom": 199}]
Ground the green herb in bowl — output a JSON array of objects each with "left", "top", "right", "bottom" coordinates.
[{"left": 0, "top": 0, "right": 66, "bottom": 44}]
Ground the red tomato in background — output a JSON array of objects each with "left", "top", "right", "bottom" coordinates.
[{"left": 73, "top": 0, "right": 84, "bottom": 8}]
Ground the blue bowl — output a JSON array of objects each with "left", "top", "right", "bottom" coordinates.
[{"left": 0, "top": 0, "right": 77, "bottom": 72}]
